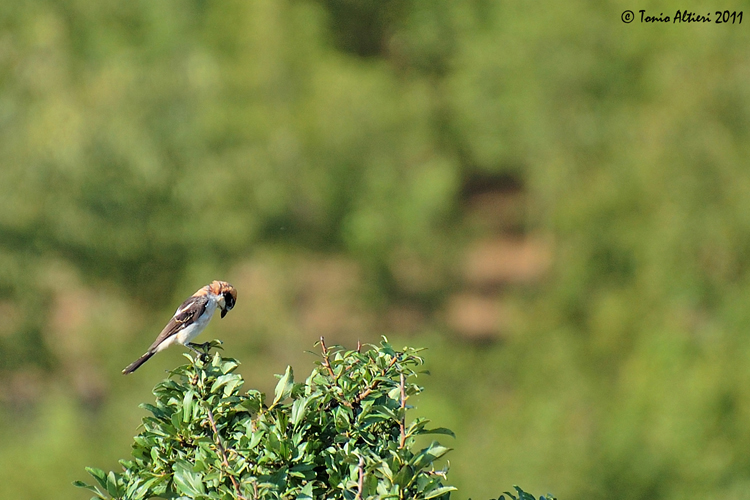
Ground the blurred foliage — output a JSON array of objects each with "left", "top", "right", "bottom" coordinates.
[{"left": 0, "top": 0, "right": 749, "bottom": 499}]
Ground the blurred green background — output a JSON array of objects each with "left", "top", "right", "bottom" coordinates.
[{"left": 1, "top": 1, "right": 750, "bottom": 498}]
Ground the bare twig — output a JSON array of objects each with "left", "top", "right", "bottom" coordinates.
[
  {"left": 387, "top": 353, "right": 401, "bottom": 372},
  {"left": 206, "top": 406, "right": 247, "bottom": 500},
  {"left": 320, "top": 336, "right": 337, "bottom": 379},
  {"left": 356, "top": 455, "right": 365, "bottom": 499},
  {"left": 399, "top": 373, "right": 407, "bottom": 449}
]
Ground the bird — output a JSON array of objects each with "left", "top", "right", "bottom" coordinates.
[{"left": 122, "top": 280, "right": 237, "bottom": 374}]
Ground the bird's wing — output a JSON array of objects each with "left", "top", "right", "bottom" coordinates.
[{"left": 147, "top": 294, "right": 209, "bottom": 352}]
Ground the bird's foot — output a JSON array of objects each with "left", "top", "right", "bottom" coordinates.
[
  {"left": 187, "top": 342, "right": 211, "bottom": 363},
  {"left": 187, "top": 340, "right": 223, "bottom": 363}
]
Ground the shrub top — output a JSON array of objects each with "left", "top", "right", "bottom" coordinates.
[{"left": 77, "top": 338, "right": 457, "bottom": 500}]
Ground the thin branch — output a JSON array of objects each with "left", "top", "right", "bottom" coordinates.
[
  {"left": 206, "top": 406, "right": 247, "bottom": 500},
  {"left": 386, "top": 353, "right": 401, "bottom": 372},
  {"left": 399, "top": 373, "right": 407, "bottom": 449},
  {"left": 356, "top": 455, "right": 365, "bottom": 499},
  {"left": 320, "top": 336, "right": 337, "bottom": 379}
]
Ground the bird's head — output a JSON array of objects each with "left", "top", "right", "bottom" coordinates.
[{"left": 209, "top": 280, "right": 237, "bottom": 318}]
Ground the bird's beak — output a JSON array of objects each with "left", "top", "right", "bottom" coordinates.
[{"left": 221, "top": 308, "right": 228, "bottom": 318}]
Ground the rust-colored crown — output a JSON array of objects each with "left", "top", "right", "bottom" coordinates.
[{"left": 207, "top": 280, "right": 236, "bottom": 299}]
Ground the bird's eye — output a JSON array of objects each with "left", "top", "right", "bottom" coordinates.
[{"left": 224, "top": 292, "right": 235, "bottom": 310}]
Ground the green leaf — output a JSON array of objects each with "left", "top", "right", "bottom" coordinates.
[
  {"left": 393, "top": 464, "right": 415, "bottom": 487},
  {"left": 421, "top": 427, "right": 456, "bottom": 438},
  {"left": 139, "top": 403, "right": 167, "bottom": 419},
  {"left": 425, "top": 485, "right": 458, "bottom": 499},
  {"left": 72, "top": 481, "right": 106, "bottom": 499},
  {"left": 220, "top": 358, "right": 240, "bottom": 374},
  {"left": 173, "top": 461, "right": 206, "bottom": 496},
  {"left": 105, "top": 471, "right": 119, "bottom": 497},
  {"left": 207, "top": 339, "right": 225, "bottom": 350},
  {"left": 241, "top": 394, "right": 262, "bottom": 414},
  {"left": 211, "top": 373, "right": 243, "bottom": 396},
  {"left": 223, "top": 377, "right": 244, "bottom": 397},
  {"left": 296, "top": 482, "right": 314, "bottom": 500},
  {"left": 84, "top": 467, "right": 107, "bottom": 491},
  {"left": 171, "top": 409, "right": 183, "bottom": 430},
  {"left": 183, "top": 390, "right": 195, "bottom": 423},
  {"left": 412, "top": 442, "right": 452, "bottom": 469},
  {"left": 290, "top": 396, "right": 310, "bottom": 426},
  {"left": 271, "top": 366, "right": 294, "bottom": 409}
]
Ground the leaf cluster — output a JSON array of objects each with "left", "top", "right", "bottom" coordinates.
[{"left": 76, "top": 339, "right": 458, "bottom": 500}]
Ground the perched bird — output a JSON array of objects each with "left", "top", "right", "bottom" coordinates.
[{"left": 122, "top": 280, "right": 237, "bottom": 374}]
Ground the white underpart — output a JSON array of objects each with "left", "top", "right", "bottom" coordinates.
[{"left": 154, "top": 294, "right": 223, "bottom": 353}]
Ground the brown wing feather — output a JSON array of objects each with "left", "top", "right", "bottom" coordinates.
[{"left": 146, "top": 294, "right": 209, "bottom": 352}]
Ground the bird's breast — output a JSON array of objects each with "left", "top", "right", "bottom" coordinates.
[{"left": 175, "top": 300, "right": 218, "bottom": 345}]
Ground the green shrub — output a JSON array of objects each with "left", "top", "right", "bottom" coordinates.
[{"left": 75, "top": 339, "right": 554, "bottom": 500}]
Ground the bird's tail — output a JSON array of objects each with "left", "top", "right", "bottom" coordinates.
[{"left": 122, "top": 351, "right": 156, "bottom": 374}]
